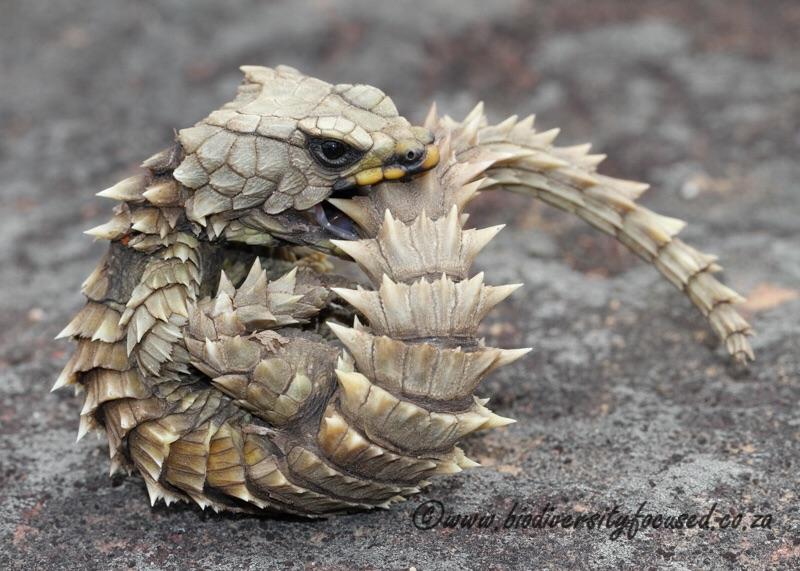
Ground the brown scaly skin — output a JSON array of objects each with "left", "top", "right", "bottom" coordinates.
[{"left": 54, "top": 66, "right": 753, "bottom": 516}]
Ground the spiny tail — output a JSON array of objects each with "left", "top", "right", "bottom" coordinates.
[{"left": 426, "top": 103, "right": 754, "bottom": 364}]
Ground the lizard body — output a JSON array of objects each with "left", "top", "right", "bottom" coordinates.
[{"left": 55, "top": 66, "right": 752, "bottom": 515}]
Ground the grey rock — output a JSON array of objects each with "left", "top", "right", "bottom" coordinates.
[{"left": 1, "top": 1, "right": 798, "bottom": 569}]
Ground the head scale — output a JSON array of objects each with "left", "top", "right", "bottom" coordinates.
[{"left": 171, "top": 65, "right": 438, "bottom": 249}]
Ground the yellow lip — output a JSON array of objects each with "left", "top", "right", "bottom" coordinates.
[
  {"left": 354, "top": 167, "right": 385, "bottom": 186},
  {"left": 382, "top": 166, "right": 406, "bottom": 180},
  {"left": 419, "top": 144, "right": 440, "bottom": 170}
]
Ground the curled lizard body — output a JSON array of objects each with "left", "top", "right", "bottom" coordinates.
[{"left": 55, "top": 66, "right": 753, "bottom": 516}]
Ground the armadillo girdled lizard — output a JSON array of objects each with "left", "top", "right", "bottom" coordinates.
[{"left": 54, "top": 65, "right": 754, "bottom": 516}]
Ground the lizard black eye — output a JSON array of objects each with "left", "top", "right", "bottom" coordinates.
[
  {"left": 308, "top": 138, "right": 364, "bottom": 170},
  {"left": 322, "top": 140, "right": 347, "bottom": 160}
]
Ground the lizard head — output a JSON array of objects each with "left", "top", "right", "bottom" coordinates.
[{"left": 172, "top": 65, "right": 438, "bottom": 250}]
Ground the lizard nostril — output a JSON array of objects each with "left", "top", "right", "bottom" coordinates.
[{"left": 400, "top": 147, "right": 423, "bottom": 165}]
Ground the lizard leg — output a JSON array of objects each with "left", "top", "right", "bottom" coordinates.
[
  {"left": 181, "top": 259, "right": 432, "bottom": 514},
  {"left": 184, "top": 258, "right": 339, "bottom": 426}
]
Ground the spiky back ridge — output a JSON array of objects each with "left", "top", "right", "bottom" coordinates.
[{"left": 324, "top": 204, "right": 528, "bottom": 478}]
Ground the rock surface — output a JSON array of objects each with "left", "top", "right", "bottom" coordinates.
[{"left": 1, "top": 1, "right": 798, "bottom": 569}]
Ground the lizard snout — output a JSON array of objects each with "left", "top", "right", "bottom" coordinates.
[
  {"left": 332, "top": 140, "right": 440, "bottom": 191},
  {"left": 382, "top": 141, "right": 440, "bottom": 180},
  {"left": 397, "top": 142, "right": 426, "bottom": 167}
]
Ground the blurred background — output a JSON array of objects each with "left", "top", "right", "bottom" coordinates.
[{"left": 1, "top": 1, "right": 798, "bottom": 569}]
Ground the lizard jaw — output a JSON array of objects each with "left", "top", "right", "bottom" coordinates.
[{"left": 332, "top": 144, "right": 440, "bottom": 192}]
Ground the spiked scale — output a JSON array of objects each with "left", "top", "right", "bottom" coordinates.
[
  {"left": 55, "top": 65, "right": 753, "bottom": 517},
  {"left": 321, "top": 154, "right": 528, "bottom": 491}
]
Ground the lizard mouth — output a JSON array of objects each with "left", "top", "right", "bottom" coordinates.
[
  {"left": 331, "top": 144, "right": 440, "bottom": 193},
  {"left": 317, "top": 144, "right": 440, "bottom": 241},
  {"left": 314, "top": 199, "right": 361, "bottom": 241},
  {"left": 313, "top": 181, "right": 373, "bottom": 241}
]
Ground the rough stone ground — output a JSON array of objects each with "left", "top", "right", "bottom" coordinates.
[{"left": 1, "top": 1, "right": 799, "bottom": 569}]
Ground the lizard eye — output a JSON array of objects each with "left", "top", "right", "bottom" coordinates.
[
  {"left": 308, "top": 138, "right": 364, "bottom": 170},
  {"left": 321, "top": 140, "right": 348, "bottom": 160}
]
